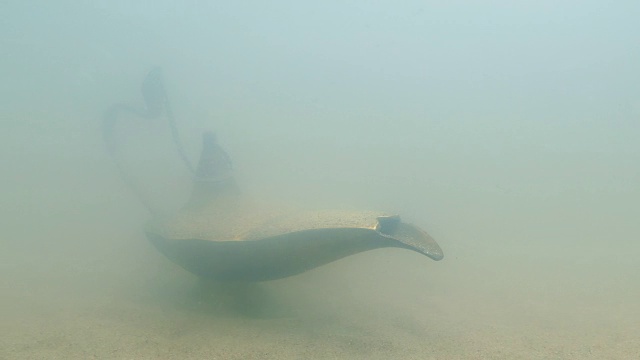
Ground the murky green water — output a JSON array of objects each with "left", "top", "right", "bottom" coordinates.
[{"left": 2, "top": 2, "right": 639, "bottom": 359}]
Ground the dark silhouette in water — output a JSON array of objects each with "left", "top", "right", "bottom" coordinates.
[
  {"left": 103, "top": 69, "right": 444, "bottom": 284},
  {"left": 103, "top": 67, "right": 194, "bottom": 214}
]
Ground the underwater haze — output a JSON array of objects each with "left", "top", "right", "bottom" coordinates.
[{"left": 2, "top": 1, "right": 639, "bottom": 359}]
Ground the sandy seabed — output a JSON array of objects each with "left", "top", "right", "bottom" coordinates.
[{"left": 2, "top": 220, "right": 639, "bottom": 360}]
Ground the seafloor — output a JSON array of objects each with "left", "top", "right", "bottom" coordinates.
[
  {"left": 2, "top": 139, "right": 638, "bottom": 359},
  {"left": 2, "top": 221, "right": 638, "bottom": 360}
]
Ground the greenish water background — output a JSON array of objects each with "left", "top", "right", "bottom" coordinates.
[{"left": 1, "top": 2, "right": 639, "bottom": 358}]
